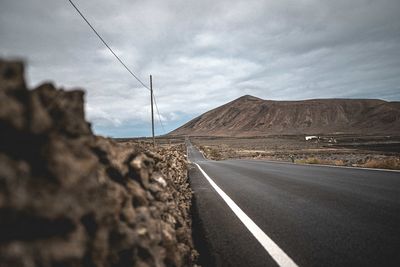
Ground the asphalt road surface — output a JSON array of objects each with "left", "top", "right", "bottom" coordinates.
[{"left": 187, "top": 141, "right": 400, "bottom": 267}]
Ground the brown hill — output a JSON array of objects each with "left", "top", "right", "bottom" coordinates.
[{"left": 170, "top": 95, "right": 400, "bottom": 136}]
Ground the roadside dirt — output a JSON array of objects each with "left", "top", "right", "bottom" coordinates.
[
  {"left": 192, "top": 136, "right": 400, "bottom": 169},
  {"left": 0, "top": 59, "right": 198, "bottom": 267}
]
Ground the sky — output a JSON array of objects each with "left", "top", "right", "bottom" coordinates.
[{"left": 1, "top": 0, "right": 399, "bottom": 137}]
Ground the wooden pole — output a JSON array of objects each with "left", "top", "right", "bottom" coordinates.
[{"left": 150, "top": 75, "right": 155, "bottom": 147}]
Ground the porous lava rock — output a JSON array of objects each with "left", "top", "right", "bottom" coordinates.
[{"left": 0, "top": 59, "right": 198, "bottom": 267}]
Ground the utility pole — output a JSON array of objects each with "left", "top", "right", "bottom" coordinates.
[{"left": 150, "top": 75, "right": 155, "bottom": 147}]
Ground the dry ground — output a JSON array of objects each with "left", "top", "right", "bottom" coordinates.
[{"left": 188, "top": 135, "right": 400, "bottom": 170}]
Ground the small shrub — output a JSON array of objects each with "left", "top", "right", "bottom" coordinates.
[
  {"left": 362, "top": 158, "right": 400, "bottom": 170},
  {"left": 198, "top": 145, "right": 224, "bottom": 160},
  {"left": 296, "top": 157, "right": 345, "bottom": 166}
]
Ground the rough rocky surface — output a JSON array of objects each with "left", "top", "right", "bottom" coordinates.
[
  {"left": 0, "top": 59, "right": 198, "bottom": 267},
  {"left": 170, "top": 95, "right": 400, "bottom": 136}
]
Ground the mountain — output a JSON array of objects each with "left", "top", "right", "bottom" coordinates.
[{"left": 169, "top": 95, "right": 400, "bottom": 136}]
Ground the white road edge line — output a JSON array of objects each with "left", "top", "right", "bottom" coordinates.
[{"left": 194, "top": 163, "right": 299, "bottom": 267}]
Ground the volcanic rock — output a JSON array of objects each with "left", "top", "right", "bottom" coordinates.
[{"left": 0, "top": 59, "right": 198, "bottom": 267}]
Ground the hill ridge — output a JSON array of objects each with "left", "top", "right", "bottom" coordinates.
[{"left": 170, "top": 95, "right": 400, "bottom": 136}]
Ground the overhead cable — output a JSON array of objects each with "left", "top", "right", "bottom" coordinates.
[
  {"left": 153, "top": 93, "right": 166, "bottom": 133},
  {"left": 67, "top": 0, "right": 150, "bottom": 90},
  {"left": 68, "top": 0, "right": 167, "bottom": 134}
]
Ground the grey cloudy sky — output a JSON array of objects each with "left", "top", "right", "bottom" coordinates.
[{"left": 1, "top": 0, "right": 399, "bottom": 137}]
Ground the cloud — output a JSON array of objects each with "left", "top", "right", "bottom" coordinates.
[{"left": 1, "top": 0, "right": 399, "bottom": 137}]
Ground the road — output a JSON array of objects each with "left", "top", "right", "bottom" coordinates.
[{"left": 187, "top": 141, "right": 400, "bottom": 267}]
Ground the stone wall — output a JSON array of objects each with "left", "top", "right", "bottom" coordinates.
[{"left": 0, "top": 60, "right": 198, "bottom": 267}]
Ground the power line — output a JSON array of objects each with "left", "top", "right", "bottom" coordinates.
[
  {"left": 149, "top": 75, "right": 166, "bottom": 133},
  {"left": 152, "top": 93, "right": 166, "bottom": 133},
  {"left": 67, "top": 0, "right": 150, "bottom": 91},
  {"left": 68, "top": 0, "right": 167, "bottom": 135}
]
